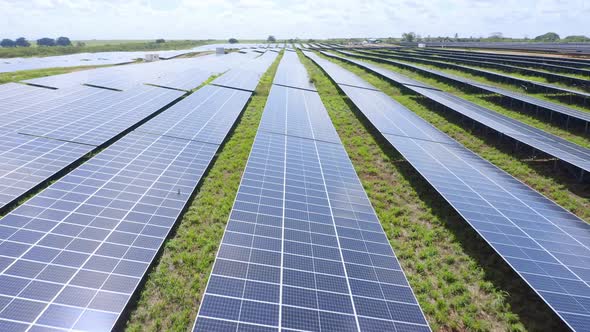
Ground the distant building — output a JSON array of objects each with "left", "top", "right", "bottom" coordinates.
[
  {"left": 365, "top": 38, "right": 382, "bottom": 44},
  {"left": 145, "top": 54, "right": 160, "bottom": 62}
]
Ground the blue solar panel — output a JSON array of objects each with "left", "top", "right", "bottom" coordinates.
[
  {"left": 211, "top": 52, "right": 278, "bottom": 92},
  {"left": 0, "top": 132, "right": 217, "bottom": 331},
  {"left": 0, "top": 87, "right": 118, "bottom": 134},
  {"left": 354, "top": 50, "right": 590, "bottom": 125},
  {"left": 305, "top": 50, "right": 590, "bottom": 331},
  {"left": 323, "top": 51, "right": 590, "bottom": 176},
  {"left": 0, "top": 133, "right": 94, "bottom": 210},
  {"left": 272, "top": 51, "right": 317, "bottom": 91},
  {"left": 0, "top": 84, "right": 184, "bottom": 213},
  {"left": 194, "top": 49, "right": 429, "bottom": 332},
  {"left": 345, "top": 50, "right": 590, "bottom": 99},
  {"left": 137, "top": 85, "right": 251, "bottom": 144},
  {"left": 0, "top": 68, "right": 261, "bottom": 329},
  {"left": 18, "top": 85, "right": 184, "bottom": 146}
]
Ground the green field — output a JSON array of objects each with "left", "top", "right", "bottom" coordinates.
[{"left": 0, "top": 40, "right": 220, "bottom": 58}]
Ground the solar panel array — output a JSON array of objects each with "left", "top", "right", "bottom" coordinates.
[
  {"left": 305, "top": 51, "right": 590, "bottom": 332},
  {"left": 194, "top": 50, "right": 430, "bottom": 332},
  {"left": 23, "top": 52, "right": 257, "bottom": 91},
  {"left": 211, "top": 52, "right": 278, "bottom": 91},
  {"left": 0, "top": 83, "right": 184, "bottom": 212},
  {"left": 272, "top": 51, "right": 317, "bottom": 91},
  {"left": 0, "top": 67, "right": 264, "bottom": 330},
  {"left": 349, "top": 53, "right": 590, "bottom": 126},
  {"left": 409, "top": 48, "right": 590, "bottom": 76},
  {"left": 352, "top": 49, "right": 590, "bottom": 100},
  {"left": 397, "top": 41, "right": 590, "bottom": 55},
  {"left": 325, "top": 51, "right": 590, "bottom": 176},
  {"left": 415, "top": 48, "right": 590, "bottom": 69},
  {"left": 394, "top": 50, "right": 590, "bottom": 89}
]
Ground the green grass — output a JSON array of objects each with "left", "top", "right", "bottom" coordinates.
[
  {"left": 0, "top": 40, "right": 220, "bottom": 58},
  {"left": 124, "top": 52, "right": 283, "bottom": 332},
  {"left": 0, "top": 64, "right": 117, "bottom": 85},
  {"left": 299, "top": 52, "right": 569, "bottom": 331},
  {"left": 319, "top": 53, "right": 590, "bottom": 222}
]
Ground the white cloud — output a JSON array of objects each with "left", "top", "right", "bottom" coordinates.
[{"left": 0, "top": 0, "right": 587, "bottom": 40}]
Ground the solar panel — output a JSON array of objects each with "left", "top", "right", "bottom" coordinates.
[
  {"left": 0, "top": 85, "right": 182, "bottom": 212},
  {"left": 0, "top": 87, "right": 117, "bottom": 134},
  {"left": 145, "top": 68, "right": 211, "bottom": 91},
  {"left": 0, "top": 70, "right": 261, "bottom": 329},
  {"left": 349, "top": 54, "right": 590, "bottom": 124},
  {"left": 0, "top": 133, "right": 94, "bottom": 210},
  {"left": 137, "top": 85, "right": 252, "bottom": 144},
  {"left": 22, "top": 53, "right": 255, "bottom": 90},
  {"left": 325, "top": 52, "right": 590, "bottom": 175},
  {"left": 272, "top": 51, "right": 317, "bottom": 91},
  {"left": 193, "top": 49, "right": 429, "bottom": 332},
  {"left": 414, "top": 48, "right": 590, "bottom": 75},
  {"left": 349, "top": 50, "right": 590, "bottom": 99},
  {"left": 19, "top": 85, "right": 184, "bottom": 146},
  {"left": 258, "top": 85, "right": 341, "bottom": 144},
  {"left": 305, "top": 52, "right": 590, "bottom": 331},
  {"left": 419, "top": 52, "right": 590, "bottom": 85},
  {"left": 211, "top": 52, "right": 279, "bottom": 92},
  {"left": 0, "top": 132, "right": 217, "bottom": 331}
]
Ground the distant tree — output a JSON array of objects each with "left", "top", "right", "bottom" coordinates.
[
  {"left": 228, "top": 38, "right": 238, "bottom": 44},
  {"left": 15, "top": 37, "right": 30, "bottom": 47},
  {"left": 155, "top": 38, "right": 166, "bottom": 43},
  {"left": 75, "top": 41, "right": 86, "bottom": 47},
  {"left": 267, "top": 35, "right": 276, "bottom": 43},
  {"left": 56, "top": 36, "right": 71, "bottom": 46},
  {"left": 454, "top": 33, "right": 459, "bottom": 40},
  {"left": 288, "top": 38, "right": 294, "bottom": 43},
  {"left": 563, "top": 35, "right": 590, "bottom": 42},
  {"left": 308, "top": 38, "right": 315, "bottom": 42},
  {"left": 401, "top": 32, "right": 416, "bottom": 42},
  {"left": 534, "top": 32, "right": 560, "bottom": 42},
  {"left": 37, "top": 38, "right": 56, "bottom": 46},
  {"left": 0, "top": 39, "right": 16, "bottom": 47}
]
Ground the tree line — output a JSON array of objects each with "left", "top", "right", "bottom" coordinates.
[
  {"left": 0, "top": 36, "right": 73, "bottom": 48},
  {"left": 401, "top": 31, "right": 590, "bottom": 43}
]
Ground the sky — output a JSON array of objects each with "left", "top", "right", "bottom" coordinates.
[{"left": 0, "top": 0, "right": 588, "bottom": 40}]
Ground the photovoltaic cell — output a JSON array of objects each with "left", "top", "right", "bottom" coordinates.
[
  {"left": 0, "top": 133, "right": 94, "bottom": 210},
  {"left": 258, "top": 85, "right": 341, "bottom": 144},
  {"left": 194, "top": 50, "right": 429, "bottom": 332},
  {"left": 349, "top": 50, "right": 590, "bottom": 125},
  {"left": 137, "top": 85, "right": 251, "bottom": 145},
  {"left": 211, "top": 52, "right": 278, "bottom": 92},
  {"left": 0, "top": 61, "right": 264, "bottom": 329},
  {"left": 0, "top": 132, "right": 217, "bottom": 331},
  {"left": 348, "top": 50, "right": 590, "bottom": 99},
  {"left": 305, "top": 51, "right": 590, "bottom": 331},
  {"left": 325, "top": 51, "right": 590, "bottom": 174},
  {"left": 0, "top": 87, "right": 118, "bottom": 134},
  {"left": 272, "top": 51, "right": 317, "bottom": 91},
  {"left": 19, "top": 85, "right": 184, "bottom": 146}
]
